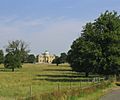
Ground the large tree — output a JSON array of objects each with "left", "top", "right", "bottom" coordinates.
[
  {"left": 68, "top": 11, "right": 120, "bottom": 77},
  {"left": 4, "top": 40, "right": 29, "bottom": 71},
  {"left": 6, "top": 40, "right": 30, "bottom": 63}
]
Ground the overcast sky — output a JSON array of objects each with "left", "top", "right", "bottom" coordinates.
[{"left": 0, "top": 0, "right": 120, "bottom": 55}]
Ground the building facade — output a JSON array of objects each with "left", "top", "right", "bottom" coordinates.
[{"left": 37, "top": 51, "right": 55, "bottom": 63}]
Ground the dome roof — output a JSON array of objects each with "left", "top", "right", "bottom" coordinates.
[{"left": 44, "top": 51, "right": 49, "bottom": 55}]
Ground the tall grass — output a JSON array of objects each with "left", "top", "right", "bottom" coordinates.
[{"left": 25, "top": 81, "right": 112, "bottom": 100}]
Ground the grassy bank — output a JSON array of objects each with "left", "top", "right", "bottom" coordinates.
[{"left": 69, "top": 82, "right": 115, "bottom": 100}]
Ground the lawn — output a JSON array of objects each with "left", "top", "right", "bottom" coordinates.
[{"left": 0, "top": 64, "right": 93, "bottom": 100}]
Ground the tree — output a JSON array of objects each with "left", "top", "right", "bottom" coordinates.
[
  {"left": 68, "top": 11, "right": 120, "bottom": 77},
  {"left": 4, "top": 51, "right": 21, "bottom": 72},
  {"left": 67, "top": 37, "right": 97, "bottom": 77},
  {"left": 27, "top": 54, "right": 36, "bottom": 63},
  {"left": 0, "top": 50, "right": 4, "bottom": 64},
  {"left": 52, "top": 56, "right": 61, "bottom": 66},
  {"left": 60, "top": 53, "right": 67, "bottom": 63},
  {"left": 4, "top": 40, "right": 29, "bottom": 71},
  {"left": 6, "top": 40, "right": 30, "bottom": 63}
]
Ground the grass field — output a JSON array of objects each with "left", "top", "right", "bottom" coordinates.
[{"left": 0, "top": 63, "right": 93, "bottom": 100}]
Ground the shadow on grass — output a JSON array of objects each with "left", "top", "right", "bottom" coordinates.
[
  {"left": 33, "top": 77, "right": 93, "bottom": 82},
  {"left": 36, "top": 74, "right": 84, "bottom": 78},
  {"left": 0, "top": 67, "right": 8, "bottom": 72},
  {"left": 34, "top": 74, "right": 98, "bottom": 82},
  {"left": 36, "top": 74, "right": 99, "bottom": 78},
  {"left": 43, "top": 69, "right": 72, "bottom": 72},
  {"left": 0, "top": 67, "right": 19, "bottom": 72}
]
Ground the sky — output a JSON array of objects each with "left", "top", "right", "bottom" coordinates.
[{"left": 0, "top": 0, "right": 120, "bottom": 55}]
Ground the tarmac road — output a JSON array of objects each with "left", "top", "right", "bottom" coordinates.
[{"left": 100, "top": 89, "right": 120, "bottom": 100}]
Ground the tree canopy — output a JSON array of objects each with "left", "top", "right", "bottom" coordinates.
[
  {"left": 67, "top": 11, "right": 120, "bottom": 77},
  {"left": 60, "top": 53, "right": 67, "bottom": 63},
  {"left": 52, "top": 56, "right": 61, "bottom": 66},
  {"left": 27, "top": 54, "right": 36, "bottom": 63},
  {"left": 52, "top": 53, "right": 67, "bottom": 66},
  {"left": 0, "top": 50, "right": 4, "bottom": 64},
  {"left": 4, "top": 40, "right": 29, "bottom": 71},
  {"left": 6, "top": 40, "right": 30, "bottom": 63},
  {"left": 4, "top": 51, "right": 21, "bottom": 71}
]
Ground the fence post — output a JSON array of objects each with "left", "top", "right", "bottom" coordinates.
[
  {"left": 70, "top": 81, "right": 72, "bottom": 89},
  {"left": 92, "top": 78, "right": 95, "bottom": 85},
  {"left": 58, "top": 83, "right": 60, "bottom": 91},
  {"left": 88, "top": 78, "right": 89, "bottom": 85},
  {"left": 99, "top": 77, "right": 100, "bottom": 83},
  {"left": 30, "top": 85, "right": 32, "bottom": 97},
  {"left": 114, "top": 75, "right": 117, "bottom": 82},
  {"left": 15, "top": 96, "right": 17, "bottom": 100},
  {"left": 79, "top": 81, "right": 81, "bottom": 89}
]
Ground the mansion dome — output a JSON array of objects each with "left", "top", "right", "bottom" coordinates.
[{"left": 44, "top": 51, "right": 49, "bottom": 55}]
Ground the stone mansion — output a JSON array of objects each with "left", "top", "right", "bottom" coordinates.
[{"left": 37, "top": 51, "right": 55, "bottom": 63}]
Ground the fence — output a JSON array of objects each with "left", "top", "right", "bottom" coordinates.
[
  {"left": 0, "top": 77, "right": 106, "bottom": 100},
  {"left": 21, "top": 77, "right": 106, "bottom": 100}
]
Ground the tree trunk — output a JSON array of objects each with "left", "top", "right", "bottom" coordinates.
[
  {"left": 114, "top": 74, "right": 117, "bottom": 82},
  {"left": 105, "top": 75, "right": 109, "bottom": 80},
  {"left": 12, "top": 68, "right": 14, "bottom": 72},
  {"left": 85, "top": 72, "right": 89, "bottom": 77}
]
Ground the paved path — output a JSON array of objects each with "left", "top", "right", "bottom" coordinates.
[{"left": 100, "top": 89, "right": 120, "bottom": 100}]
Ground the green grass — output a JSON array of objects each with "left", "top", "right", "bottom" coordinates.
[
  {"left": 69, "top": 89, "right": 104, "bottom": 100},
  {"left": 0, "top": 64, "right": 93, "bottom": 99}
]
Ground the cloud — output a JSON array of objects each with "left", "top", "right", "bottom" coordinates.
[{"left": 0, "top": 16, "right": 86, "bottom": 55}]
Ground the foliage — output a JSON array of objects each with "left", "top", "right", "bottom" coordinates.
[
  {"left": 67, "top": 37, "right": 97, "bottom": 77},
  {"left": 0, "top": 50, "right": 4, "bottom": 64},
  {"left": 4, "top": 51, "right": 22, "bottom": 71},
  {"left": 68, "top": 11, "right": 120, "bottom": 76},
  {"left": 27, "top": 54, "right": 36, "bottom": 63},
  {"left": 6, "top": 40, "right": 30, "bottom": 63},
  {"left": 60, "top": 52, "right": 67, "bottom": 63},
  {"left": 52, "top": 56, "right": 61, "bottom": 66},
  {"left": 52, "top": 53, "right": 67, "bottom": 66},
  {"left": 4, "top": 40, "right": 29, "bottom": 71}
]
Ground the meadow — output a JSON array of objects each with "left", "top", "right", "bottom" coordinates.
[{"left": 0, "top": 64, "right": 94, "bottom": 100}]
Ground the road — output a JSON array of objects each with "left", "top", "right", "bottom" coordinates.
[{"left": 100, "top": 89, "right": 120, "bottom": 100}]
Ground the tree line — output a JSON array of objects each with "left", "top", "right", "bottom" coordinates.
[{"left": 0, "top": 40, "right": 67, "bottom": 71}]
